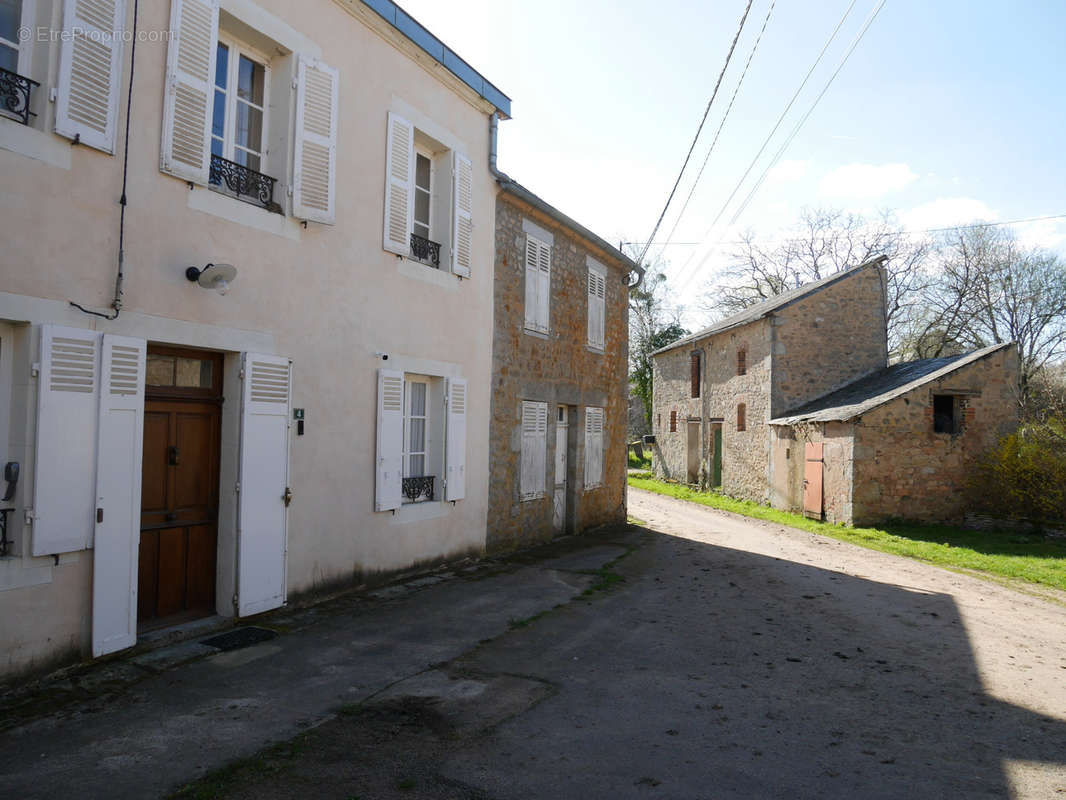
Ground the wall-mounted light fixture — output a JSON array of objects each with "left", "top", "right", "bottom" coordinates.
[{"left": 186, "top": 263, "right": 237, "bottom": 296}]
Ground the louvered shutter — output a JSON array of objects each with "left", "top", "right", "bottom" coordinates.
[
  {"left": 237, "top": 353, "right": 291, "bottom": 617},
  {"left": 92, "top": 335, "right": 145, "bottom": 657},
  {"left": 445, "top": 377, "right": 466, "bottom": 501},
  {"left": 584, "top": 407, "right": 604, "bottom": 488},
  {"left": 32, "top": 325, "right": 100, "bottom": 555},
  {"left": 55, "top": 0, "right": 126, "bottom": 152},
  {"left": 376, "top": 368, "right": 404, "bottom": 511},
  {"left": 383, "top": 112, "right": 414, "bottom": 255},
  {"left": 587, "top": 267, "right": 606, "bottom": 349},
  {"left": 519, "top": 401, "right": 547, "bottom": 500},
  {"left": 293, "top": 55, "right": 339, "bottom": 224},
  {"left": 524, "top": 236, "right": 550, "bottom": 334},
  {"left": 451, "top": 152, "right": 473, "bottom": 277},
  {"left": 159, "top": 0, "right": 219, "bottom": 183}
]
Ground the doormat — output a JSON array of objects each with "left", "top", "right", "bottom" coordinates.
[{"left": 201, "top": 626, "right": 278, "bottom": 652}]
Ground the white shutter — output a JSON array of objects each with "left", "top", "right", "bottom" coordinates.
[
  {"left": 451, "top": 152, "right": 473, "bottom": 277},
  {"left": 92, "top": 335, "right": 145, "bottom": 657},
  {"left": 587, "top": 266, "right": 606, "bottom": 349},
  {"left": 523, "top": 236, "right": 550, "bottom": 334},
  {"left": 383, "top": 112, "right": 414, "bottom": 255},
  {"left": 55, "top": 0, "right": 126, "bottom": 152},
  {"left": 519, "top": 401, "right": 547, "bottom": 500},
  {"left": 584, "top": 407, "right": 604, "bottom": 488},
  {"left": 523, "top": 237, "right": 539, "bottom": 332},
  {"left": 293, "top": 55, "right": 339, "bottom": 224},
  {"left": 236, "top": 353, "right": 291, "bottom": 617},
  {"left": 159, "top": 0, "right": 219, "bottom": 183},
  {"left": 375, "top": 368, "right": 404, "bottom": 511},
  {"left": 445, "top": 377, "right": 466, "bottom": 501},
  {"left": 32, "top": 325, "right": 100, "bottom": 555},
  {"left": 537, "top": 239, "right": 551, "bottom": 333}
]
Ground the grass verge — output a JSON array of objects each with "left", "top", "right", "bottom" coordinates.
[{"left": 628, "top": 474, "right": 1066, "bottom": 592}]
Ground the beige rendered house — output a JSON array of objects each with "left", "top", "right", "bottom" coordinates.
[
  {"left": 651, "top": 257, "right": 1019, "bottom": 525},
  {"left": 0, "top": 0, "right": 510, "bottom": 678}
]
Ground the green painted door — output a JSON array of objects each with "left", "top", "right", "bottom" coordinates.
[{"left": 712, "top": 426, "right": 722, "bottom": 488}]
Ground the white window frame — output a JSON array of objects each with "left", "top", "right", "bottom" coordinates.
[
  {"left": 403, "top": 377, "right": 429, "bottom": 480},
  {"left": 412, "top": 146, "right": 434, "bottom": 243},
  {"left": 0, "top": 0, "right": 33, "bottom": 77},
  {"left": 211, "top": 33, "right": 271, "bottom": 175}
]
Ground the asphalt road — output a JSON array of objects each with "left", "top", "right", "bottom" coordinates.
[{"left": 3, "top": 487, "right": 1065, "bottom": 799}]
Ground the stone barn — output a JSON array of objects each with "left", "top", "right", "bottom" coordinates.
[{"left": 650, "top": 257, "right": 1020, "bottom": 525}]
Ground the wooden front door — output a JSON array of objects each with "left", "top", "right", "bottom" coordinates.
[
  {"left": 803, "top": 442, "right": 824, "bottom": 520},
  {"left": 138, "top": 348, "right": 223, "bottom": 628}
]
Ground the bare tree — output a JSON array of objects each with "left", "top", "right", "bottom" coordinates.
[
  {"left": 701, "top": 208, "right": 932, "bottom": 357},
  {"left": 907, "top": 225, "right": 1066, "bottom": 400}
]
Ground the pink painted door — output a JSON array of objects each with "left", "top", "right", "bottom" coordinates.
[{"left": 803, "top": 442, "right": 824, "bottom": 519}]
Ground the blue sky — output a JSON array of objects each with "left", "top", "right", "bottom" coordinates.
[{"left": 397, "top": 0, "right": 1066, "bottom": 310}]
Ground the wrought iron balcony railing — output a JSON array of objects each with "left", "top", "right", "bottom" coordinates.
[
  {"left": 402, "top": 475, "right": 435, "bottom": 504},
  {"left": 209, "top": 154, "right": 281, "bottom": 213},
  {"left": 0, "top": 66, "right": 39, "bottom": 127},
  {"left": 410, "top": 232, "right": 441, "bottom": 268}
]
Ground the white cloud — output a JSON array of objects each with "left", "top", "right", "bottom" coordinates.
[
  {"left": 1016, "top": 218, "right": 1066, "bottom": 250},
  {"left": 901, "top": 197, "right": 999, "bottom": 231},
  {"left": 819, "top": 162, "right": 918, "bottom": 198},
  {"left": 766, "top": 159, "right": 808, "bottom": 184}
]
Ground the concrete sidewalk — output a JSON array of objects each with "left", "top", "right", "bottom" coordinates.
[{"left": 0, "top": 526, "right": 643, "bottom": 799}]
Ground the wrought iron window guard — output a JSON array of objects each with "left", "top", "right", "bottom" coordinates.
[
  {"left": 0, "top": 67, "right": 39, "bottom": 127},
  {"left": 410, "top": 233, "right": 441, "bottom": 268},
  {"left": 402, "top": 475, "right": 435, "bottom": 503},
  {"left": 209, "top": 154, "right": 282, "bottom": 213},
  {"left": 0, "top": 508, "right": 11, "bottom": 558}
]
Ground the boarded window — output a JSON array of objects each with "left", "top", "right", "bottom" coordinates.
[
  {"left": 737, "top": 349, "right": 747, "bottom": 376},
  {"left": 933, "top": 394, "right": 957, "bottom": 434},
  {"left": 737, "top": 403, "right": 746, "bottom": 432},
  {"left": 669, "top": 410, "right": 677, "bottom": 432},
  {"left": 690, "top": 351, "right": 701, "bottom": 398}
]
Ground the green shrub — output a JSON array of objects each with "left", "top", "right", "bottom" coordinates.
[
  {"left": 970, "top": 421, "right": 1066, "bottom": 524},
  {"left": 627, "top": 450, "right": 651, "bottom": 469}
]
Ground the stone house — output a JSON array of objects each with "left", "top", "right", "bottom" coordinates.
[
  {"left": 651, "top": 257, "right": 1019, "bottom": 525},
  {"left": 487, "top": 179, "right": 640, "bottom": 552}
]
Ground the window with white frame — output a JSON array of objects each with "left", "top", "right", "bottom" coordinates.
[
  {"left": 524, "top": 234, "right": 551, "bottom": 334},
  {"left": 520, "top": 400, "right": 548, "bottom": 500},
  {"left": 211, "top": 38, "right": 269, "bottom": 176},
  {"left": 160, "top": 1, "right": 338, "bottom": 223},
  {"left": 376, "top": 369, "right": 467, "bottom": 511},
  {"left": 584, "top": 406, "right": 604, "bottom": 488},
  {"left": 587, "top": 260, "right": 607, "bottom": 350},
  {"left": 0, "top": 0, "right": 28, "bottom": 76},
  {"left": 383, "top": 111, "right": 473, "bottom": 276}
]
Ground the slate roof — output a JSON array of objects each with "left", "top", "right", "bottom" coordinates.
[
  {"left": 770, "top": 343, "right": 1013, "bottom": 425},
  {"left": 652, "top": 255, "right": 887, "bottom": 356}
]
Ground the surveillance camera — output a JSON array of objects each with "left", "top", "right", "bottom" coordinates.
[{"left": 374, "top": 352, "right": 389, "bottom": 360}]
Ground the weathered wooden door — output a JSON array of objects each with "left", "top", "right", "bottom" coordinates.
[
  {"left": 138, "top": 348, "right": 223, "bottom": 628},
  {"left": 553, "top": 406, "right": 568, "bottom": 532},
  {"left": 711, "top": 425, "right": 722, "bottom": 488},
  {"left": 803, "top": 442, "right": 824, "bottom": 520},
  {"left": 686, "top": 420, "right": 700, "bottom": 484}
]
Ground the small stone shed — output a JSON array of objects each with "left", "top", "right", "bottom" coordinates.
[
  {"left": 770, "top": 343, "right": 1019, "bottom": 525},
  {"left": 651, "top": 257, "right": 1020, "bottom": 525}
]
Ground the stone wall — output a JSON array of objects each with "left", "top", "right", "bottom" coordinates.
[
  {"left": 768, "top": 421, "right": 855, "bottom": 524},
  {"left": 487, "top": 193, "right": 629, "bottom": 552},
  {"left": 851, "top": 346, "right": 1019, "bottom": 525},
  {"left": 771, "top": 264, "right": 887, "bottom": 417},
  {"left": 652, "top": 319, "right": 773, "bottom": 503}
]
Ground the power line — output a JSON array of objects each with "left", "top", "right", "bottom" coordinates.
[
  {"left": 636, "top": 0, "right": 755, "bottom": 267},
  {"left": 669, "top": 0, "right": 860, "bottom": 291},
  {"left": 677, "top": 0, "right": 887, "bottom": 296},
  {"left": 654, "top": 0, "right": 777, "bottom": 265},
  {"left": 727, "top": 0, "right": 888, "bottom": 227}
]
